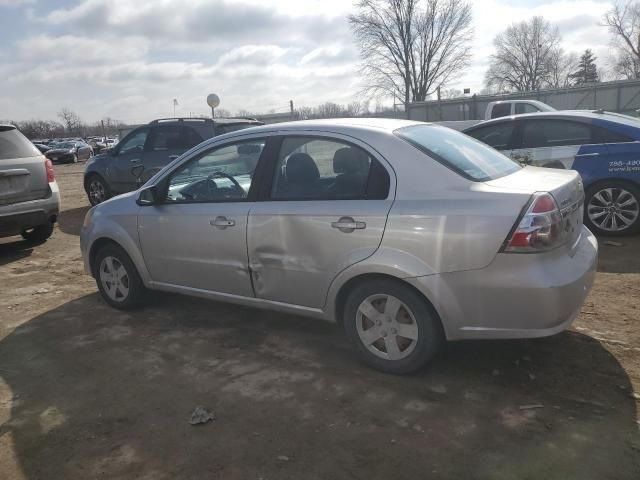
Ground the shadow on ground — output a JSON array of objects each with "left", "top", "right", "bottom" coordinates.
[
  {"left": 57, "top": 206, "right": 90, "bottom": 237},
  {"left": 1, "top": 294, "right": 638, "bottom": 479},
  {"left": 0, "top": 240, "right": 33, "bottom": 267}
]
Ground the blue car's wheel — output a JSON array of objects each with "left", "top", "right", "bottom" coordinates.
[{"left": 585, "top": 181, "right": 640, "bottom": 236}]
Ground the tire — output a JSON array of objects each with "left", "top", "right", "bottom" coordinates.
[
  {"left": 94, "top": 244, "right": 147, "bottom": 310},
  {"left": 86, "top": 174, "right": 111, "bottom": 206},
  {"left": 584, "top": 181, "right": 640, "bottom": 236},
  {"left": 21, "top": 222, "right": 54, "bottom": 244},
  {"left": 343, "top": 279, "right": 443, "bottom": 374}
]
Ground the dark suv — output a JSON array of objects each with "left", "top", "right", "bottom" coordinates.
[{"left": 83, "top": 117, "right": 263, "bottom": 205}]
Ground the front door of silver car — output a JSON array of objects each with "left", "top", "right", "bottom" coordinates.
[
  {"left": 247, "top": 135, "right": 394, "bottom": 308},
  {"left": 137, "top": 138, "right": 268, "bottom": 296}
]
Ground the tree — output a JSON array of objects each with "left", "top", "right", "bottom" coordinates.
[
  {"left": 603, "top": 1, "right": 640, "bottom": 79},
  {"left": 57, "top": 108, "right": 82, "bottom": 135},
  {"left": 569, "top": 49, "right": 599, "bottom": 85},
  {"left": 440, "top": 88, "right": 462, "bottom": 99},
  {"left": 547, "top": 48, "right": 578, "bottom": 88},
  {"left": 349, "top": 0, "right": 473, "bottom": 115},
  {"left": 485, "top": 17, "right": 561, "bottom": 92}
]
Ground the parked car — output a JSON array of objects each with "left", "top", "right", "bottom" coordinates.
[
  {"left": 45, "top": 140, "right": 93, "bottom": 164},
  {"left": 83, "top": 117, "right": 263, "bottom": 205},
  {"left": 80, "top": 118, "right": 597, "bottom": 374},
  {"left": 0, "top": 125, "right": 60, "bottom": 243},
  {"left": 33, "top": 143, "right": 50, "bottom": 154},
  {"left": 464, "top": 110, "right": 640, "bottom": 235}
]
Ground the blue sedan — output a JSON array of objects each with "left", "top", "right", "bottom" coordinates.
[{"left": 465, "top": 110, "right": 640, "bottom": 235}]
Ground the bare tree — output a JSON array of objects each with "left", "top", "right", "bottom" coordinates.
[
  {"left": 315, "top": 102, "right": 344, "bottom": 118},
  {"left": 603, "top": 2, "right": 640, "bottom": 79},
  {"left": 485, "top": 17, "right": 561, "bottom": 92},
  {"left": 347, "top": 101, "right": 363, "bottom": 116},
  {"left": 440, "top": 87, "right": 462, "bottom": 99},
  {"left": 547, "top": 48, "right": 578, "bottom": 88},
  {"left": 349, "top": 0, "right": 473, "bottom": 115},
  {"left": 57, "top": 108, "right": 83, "bottom": 135}
]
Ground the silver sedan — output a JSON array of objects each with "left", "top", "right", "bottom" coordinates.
[{"left": 80, "top": 118, "right": 597, "bottom": 373}]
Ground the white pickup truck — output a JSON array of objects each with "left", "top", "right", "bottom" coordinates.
[{"left": 437, "top": 100, "right": 555, "bottom": 131}]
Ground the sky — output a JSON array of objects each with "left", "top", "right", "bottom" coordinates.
[{"left": 0, "top": 0, "right": 616, "bottom": 124}]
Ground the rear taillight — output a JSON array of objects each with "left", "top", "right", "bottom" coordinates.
[
  {"left": 504, "top": 193, "right": 565, "bottom": 253},
  {"left": 45, "top": 158, "right": 55, "bottom": 182}
]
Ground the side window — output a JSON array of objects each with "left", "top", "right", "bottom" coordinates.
[
  {"left": 182, "top": 127, "right": 203, "bottom": 149},
  {"left": 146, "top": 126, "right": 182, "bottom": 152},
  {"left": 515, "top": 103, "right": 539, "bottom": 114},
  {"left": 592, "top": 125, "right": 635, "bottom": 144},
  {"left": 117, "top": 128, "right": 149, "bottom": 155},
  {"left": 165, "top": 139, "right": 266, "bottom": 203},
  {"left": 521, "top": 120, "right": 592, "bottom": 149},
  {"left": 491, "top": 103, "right": 511, "bottom": 119},
  {"left": 466, "top": 122, "right": 515, "bottom": 150},
  {"left": 271, "top": 137, "right": 389, "bottom": 200}
]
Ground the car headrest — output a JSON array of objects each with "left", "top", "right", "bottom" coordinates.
[
  {"left": 286, "top": 153, "right": 319, "bottom": 183},
  {"left": 333, "top": 147, "right": 370, "bottom": 174}
]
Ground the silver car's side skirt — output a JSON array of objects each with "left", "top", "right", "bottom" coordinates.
[{"left": 149, "top": 281, "right": 332, "bottom": 321}]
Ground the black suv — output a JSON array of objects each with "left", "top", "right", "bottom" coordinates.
[{"left": 83, "top": 117, "right": 263, "bottom": 205}]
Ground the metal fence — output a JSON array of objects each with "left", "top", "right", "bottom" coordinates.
[{"left": 407, "top": 79, "right": 640, "bottom": 122}]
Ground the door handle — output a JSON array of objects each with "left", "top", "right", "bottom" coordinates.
[
  {"left": 210, "top": 216, "right": 235, "bottom": 229},
  {"left": 575, "top": 152, "right": 599, "bottom": 158},
  {"left": 331, "top": 217, "right": 366, "bottom": 232},
  {"left": 130, "top": 158, "right": 141, "bottom": 163}
]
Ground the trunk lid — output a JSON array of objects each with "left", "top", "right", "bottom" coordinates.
[
  {"left": 0, "top": 126, "right": 50, "bottom": 205},
  {"left": 486, "top": 166, "right": 585, "bottom": 254}
]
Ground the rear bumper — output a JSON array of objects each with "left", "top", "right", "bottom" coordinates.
[
  {"left": 407, "top": 226, "right": 598, "bottom": 341},
  {"left": 0, "top": 182, "right": 60, "bottom": 237}
]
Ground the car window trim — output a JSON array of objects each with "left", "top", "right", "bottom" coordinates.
[
  {"left": 156, "top": 136, "right": 275, "bottom": 205},
  {"left": 256, "top": 134, "right": 391, "bottom": 202}
]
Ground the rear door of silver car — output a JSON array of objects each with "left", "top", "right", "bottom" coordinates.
[{"left": 247, "top": 134, "right": 395, "bottom": 308}]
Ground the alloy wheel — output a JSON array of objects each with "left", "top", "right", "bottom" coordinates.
[
  {"left": 89, "top": 179, "right": 106, "bottom": 205},
  {"left": 587, "top": 187, "right": 639, "bottom": 232}
]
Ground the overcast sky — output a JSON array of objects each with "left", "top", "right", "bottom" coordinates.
[{"left": 0, "top": 0, "right": 616, "bottom": 124}]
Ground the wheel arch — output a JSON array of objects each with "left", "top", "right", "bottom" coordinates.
[
  {"left": 583, "top": 177, "right": 640, "bottom": 193},
  {"left": 332, "top": 273, "right": 445, "bottom": 337}
]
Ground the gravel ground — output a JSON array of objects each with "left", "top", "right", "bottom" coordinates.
[{"left": 0, "top": 162, "right": 639, "bottom": 480}]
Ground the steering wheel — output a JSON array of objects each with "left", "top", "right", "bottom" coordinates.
[
  {"left": 179, "top": 177, "right": 218, "bottom": 201},
  {"left": 208, "top": 171, "right": 244, "bottom": 195}
]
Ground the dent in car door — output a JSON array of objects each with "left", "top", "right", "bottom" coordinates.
[
  {"left": 247, "top": 135, "right": 394, "bottom": 309},
  {"left": 138, "top": 138, "right": 270, "bottom": 296}
]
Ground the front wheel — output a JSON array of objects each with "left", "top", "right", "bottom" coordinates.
[
  {"left": 343, "top": 279, "right": 443, "bottom": 374},
  {"left": 87, "top": 175, "right": 110, "bottom": 206},
  {"left": 94, "top": 244, "right": 147, "bottom": 310},
  {"left": 585, "top": 182, "right": 640, "bottom": 236}
]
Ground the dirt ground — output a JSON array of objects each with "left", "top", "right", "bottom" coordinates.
[{"left": 1, "top": 162, "right": 639, "bottom": 480}]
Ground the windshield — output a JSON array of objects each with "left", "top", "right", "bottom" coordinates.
[
  {"left": 52, "top": 142, "right": 76, "bottom": 149},
  {"left": 395, "top": 124, "right": 521, "bottom": 181}
]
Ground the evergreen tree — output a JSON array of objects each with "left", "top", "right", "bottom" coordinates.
[{"left": 569, "top": 49, "right": 599, "bottom": 85}]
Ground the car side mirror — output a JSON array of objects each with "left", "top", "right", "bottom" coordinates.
[{"left": 137, "top": 185, "right": 159, "bottom": 206}]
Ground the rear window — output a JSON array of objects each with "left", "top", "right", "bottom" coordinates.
[
  {"left": 0, "top": 126, "right": 41, "bottom": 160},
  {"left": 395, "top": 124, "right": 521, "bottom": 181}
]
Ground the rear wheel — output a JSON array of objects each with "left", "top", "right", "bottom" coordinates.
[
  {"left": 343, "top": 279, "right": 443, "bottom": 374},
  {"left": 87, "top": 175, "right": 110, "bottom": 206},
  {"left": 21, "top": 222, "right": 54, "bottom": 244},
  {"left": 94, "top": 244, "right": 147, "bottom": 309},
  {"left": 585, "top": 181, "right": 640, "bottom": 236}
]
